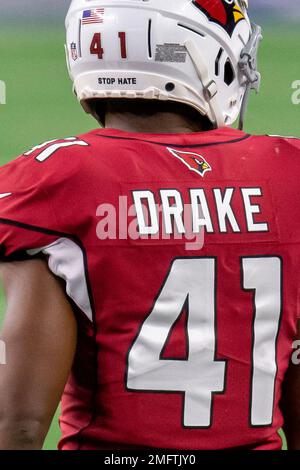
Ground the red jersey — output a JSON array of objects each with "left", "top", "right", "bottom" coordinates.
[{"left": 0, "top": 127, "right": 299, "bottom": 450}]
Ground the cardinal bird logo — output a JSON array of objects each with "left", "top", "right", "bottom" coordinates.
[
  {"left": 193, "top": 0, "right": 246, "bottom": 36},
  {"left": 167, "top": 147, "right": 212, "bottom": 177}
]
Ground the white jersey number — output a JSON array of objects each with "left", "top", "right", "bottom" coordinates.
[
  {"left": 24, "top": 137, "right": 88, "bottom": 162},
  {"left": 127, "top": 257, "right": 282, "bottom": 428}
]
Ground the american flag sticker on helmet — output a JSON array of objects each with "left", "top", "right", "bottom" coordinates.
[{"left": 82, "top": 9, "right": 105, "bottom": 25}]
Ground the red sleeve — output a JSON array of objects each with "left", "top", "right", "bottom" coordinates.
[
  {"left": 0, "top": 157, "right": 61, "bottom": 259},
  {"left": 0, "top": 137, "right": 89, "bottom": 260},
  {"left": 0, "top": 138, "right": 94, "bottom": 322}
]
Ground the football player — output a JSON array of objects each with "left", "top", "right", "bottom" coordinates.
[{"left": 0, "top": 0, "right": 299, "bottom": 450}]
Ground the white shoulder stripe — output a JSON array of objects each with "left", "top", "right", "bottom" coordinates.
[
  {"left": 268, "top": 134, "right": 300, "bottom": 139},
  {"left": 27, "top": 238, "right": 93, "bottom": 322}
]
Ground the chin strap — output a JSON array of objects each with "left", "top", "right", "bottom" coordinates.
[
  {"left": 238, "top": 23, "right": 263, "bottom": 130},
  {"left": 184, "top": 39, "right": 224, "bottom": 128}
]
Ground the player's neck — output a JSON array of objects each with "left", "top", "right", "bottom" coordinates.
[{"left": 105, "top": 112, "right": 205, "bottom": 134}]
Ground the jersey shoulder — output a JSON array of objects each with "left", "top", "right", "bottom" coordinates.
[
  {"left": 250, "top": 133, "right": 300, "bottom": 153},
  {"left": 0, "top": 133, "right": 101, "bottom": 256},
  {"left": 0, "top": 133, "right": 97, "bottom": 189},
  {"left": 249, "top": 134, "right": 300, "bottom": 176},
  {"left": 0, "top": 128, "right": 128, "bottom": 213}
]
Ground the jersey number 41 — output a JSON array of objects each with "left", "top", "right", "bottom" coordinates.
[{"left": 127, "top": 257, "right": 282, "bottom": 428}]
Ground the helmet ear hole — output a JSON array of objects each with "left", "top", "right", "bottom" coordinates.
[
  {"left": 165, "top": 82, "right": 175, "bottom": 92},
  {"left": 224, "top": 59, "right": 235, "bottom": 86}
]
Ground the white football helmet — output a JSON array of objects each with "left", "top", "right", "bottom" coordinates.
[{"left": 65, "top": 0, "right": 262, "bottom": 129}]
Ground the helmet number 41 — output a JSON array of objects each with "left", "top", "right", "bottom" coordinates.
[{"left": 90, "top": 32, "right": 127, "bottom": 60}]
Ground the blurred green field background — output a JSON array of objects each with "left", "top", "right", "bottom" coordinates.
[{"left": 0, "top": 23, "right": 299, "bottom": 450}]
